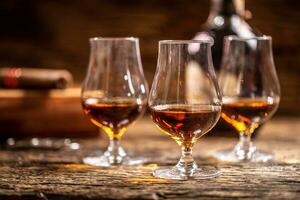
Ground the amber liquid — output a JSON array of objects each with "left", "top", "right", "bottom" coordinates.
[
  {"left": 82, "top": 98, "right": 144, "bottom": 138},
  {"left": 221, "top": 98, "right": 278, "bottom": 134},
  {"left": 150, "top": 104, "right": 221, "bottom": 148}
]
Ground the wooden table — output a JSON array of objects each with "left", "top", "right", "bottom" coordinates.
[{"left": 0, "top": 118, "right": 299, "bottom": 200}]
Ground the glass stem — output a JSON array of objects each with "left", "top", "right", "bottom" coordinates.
[
  {"left": 235, "top": 132, "right": 256, "bottom": 160},
  {"left": 176, "top": 147, "right": 198, "bottom": 177},
  {"left": 104, "top": 137, "right": 127, "bottom": 164}
]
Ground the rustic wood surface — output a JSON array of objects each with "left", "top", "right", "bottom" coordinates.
[{"left": 0, "top": 117, "right": 299, "bottom": 200}]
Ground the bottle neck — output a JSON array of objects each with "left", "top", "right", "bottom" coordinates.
[{"left": 210, "top": 0, "right": 245, "bottom": 18}]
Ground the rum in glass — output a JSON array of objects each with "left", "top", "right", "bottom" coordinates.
[
  {"left": 214, "top": 36, "right": 280, "bottom": 162},
  {"left": 81, "top": 37, "right": 148, "bottom": 166},
  {"left": 149, "top": 40, "right": 222, "bottom": 180}
]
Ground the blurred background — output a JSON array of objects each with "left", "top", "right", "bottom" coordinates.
[{"left": 0, "top": 0, "right": 299, "bottom": 117}]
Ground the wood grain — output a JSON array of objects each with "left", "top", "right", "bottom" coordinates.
[{"left": 0, "top": 118, "right": 299, "bottom": 199}]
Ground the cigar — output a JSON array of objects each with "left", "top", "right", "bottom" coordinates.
[{"left": 0, "top": 67, "right": 73, "bottom": 89}]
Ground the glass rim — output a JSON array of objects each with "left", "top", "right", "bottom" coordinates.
[
  {"left": 225, "top": 35, "right": 272, "bottom": 41},
  {"left": 89, "top": 37, "right": 138, "bottom": 42},
  {"left": 159, "top": 39, "right": 213, "bottom": 45}
]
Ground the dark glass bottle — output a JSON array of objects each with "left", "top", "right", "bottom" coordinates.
[
  {"left": 194, "top": 0, "right": 261, "bottom": 136},
  {"left": 194, "top": 0, "right": 261, "bottom": 71}
]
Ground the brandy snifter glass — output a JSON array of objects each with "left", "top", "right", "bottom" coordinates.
[
  {"left": 149, "top": 40, "right": 222, "bottom": 180},
  {"left": 214, "top": 36, "right": 280, "bottom": 162},
  {"left": 81, "top": 37, "right": 148, "bottom": 167}
]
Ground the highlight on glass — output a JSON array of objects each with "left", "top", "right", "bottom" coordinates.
[
  {"left": 81, "top": 37, "right": 148, "bottom": 167},
  {"left": 148, "top": 40, "right": 222, "bottom": 180},
  {"left": 214, "top": 35, "right": 280, "bottom": 162}
]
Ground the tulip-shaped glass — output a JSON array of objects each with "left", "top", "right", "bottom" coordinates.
[
  {"left": 149, "top": 40, "right": 222, "bottom": 180},
  {"left": 214, "top": 36, "right": 280, "bottom": 162},
  {"left": 81, "top": 37, "right": 148, "bottom": 166}
]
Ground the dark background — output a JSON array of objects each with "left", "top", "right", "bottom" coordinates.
[{"left": 0, "top": 0, "right": 299, "bottom": 116}]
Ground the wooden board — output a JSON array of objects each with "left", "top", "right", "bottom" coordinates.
[
  {"left": 0, "top": 117, "right": 299, "bottom": 199},
  {"left": 0, "top": 88, "right": 98, "bottom": 138}
]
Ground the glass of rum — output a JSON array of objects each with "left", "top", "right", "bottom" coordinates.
[
  {"left": 81, "top": 37, "right": 148, "bottom": 167},
  {"left": 149, "top": 40, "right": 222, "bottom": 180},
  {"left": 214, "top": 35, "right": 280, "bottom": 162}
]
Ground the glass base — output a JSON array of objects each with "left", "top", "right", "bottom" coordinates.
[
  {"left": 214, "top": 148, "right": 273, "bottom": 162},
  {"left": 83, "top": 137, "right": 146, "bottom": 167},
  {"left": 83, "top": 155, "right": 147, "bottom": 167},
  {"left": 153, "top": 166, "right": 220, "bottom": 180}
]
